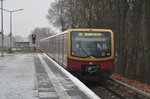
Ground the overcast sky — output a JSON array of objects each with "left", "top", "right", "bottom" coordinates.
[{"left": 0, "top": 0, "right": 56, "bottom": 37}]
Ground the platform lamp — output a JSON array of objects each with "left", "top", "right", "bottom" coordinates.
[{"left": 0, "top": 8, "right": 23, "bottom": 53}]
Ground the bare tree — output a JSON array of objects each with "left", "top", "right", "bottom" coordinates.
[
  {"left": 47, "top": 0, "right": 67, "bottom": 31},
  {"left": 142, "top": 0, "right": 150, "bottom": 83}
]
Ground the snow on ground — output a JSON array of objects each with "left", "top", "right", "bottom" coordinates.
[
  {"left": 0, "top": 53, "right": 100, "bottom": 99},
  {"left": 0, "top": 53, "right": 37, "bottom": 99}
]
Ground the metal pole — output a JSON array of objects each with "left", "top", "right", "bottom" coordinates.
[
  {"left": 9, "top": 9, "right": 23, "bottom": 53},
  {"left": 9, "top": 12, "right": 12, "bottom": 53},
  {"left": 10, "top": 12, "right": 12, "bottom": 34},
  {"left": 1, "top": 0, "right": 4, "bottom": 57}
]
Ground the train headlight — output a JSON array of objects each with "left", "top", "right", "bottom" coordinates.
[{"left": 71, "top": 52, "right": 75, "bottom": 55}]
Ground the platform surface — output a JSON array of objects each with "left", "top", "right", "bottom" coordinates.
[{"left": 0, "top": 53, "right": 100, "bottom": 99}]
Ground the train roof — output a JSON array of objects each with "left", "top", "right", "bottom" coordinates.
[
  {"left": 40, "top": 28, "right": 113, "bottom": 41},
  {"left": 40, "top": 30, "right": 68, "bottom": 41}
]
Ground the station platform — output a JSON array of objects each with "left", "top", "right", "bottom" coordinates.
[{"left": 0, "top": 53, "right": 100, "bottom": 99}]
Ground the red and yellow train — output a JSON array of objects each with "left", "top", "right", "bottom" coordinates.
[{"left": 40, "top": 29, "right": 115, "bottom": 81}]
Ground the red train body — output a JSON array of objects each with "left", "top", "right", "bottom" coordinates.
[
  {"left": 40, "top": 29, "right": 115, "bottom": 81},
  {"left": 67, "top": 59, "right": 114, "bottom": 80}
]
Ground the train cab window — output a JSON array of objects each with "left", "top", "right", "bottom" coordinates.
[{"left": 71, "top": 32, "right": 111, "bottom": 58}]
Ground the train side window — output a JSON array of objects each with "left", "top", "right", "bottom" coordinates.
[{"left": 63, "top": 34, "right": 67, "bottom": 66}]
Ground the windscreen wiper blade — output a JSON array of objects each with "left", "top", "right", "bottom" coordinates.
[{"left": 79, "top": 45, "right": 90, "bottom": 57}]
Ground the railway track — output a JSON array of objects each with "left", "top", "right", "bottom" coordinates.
[{"left": 86, "top": 78, "right": 150, "bottom": 99}]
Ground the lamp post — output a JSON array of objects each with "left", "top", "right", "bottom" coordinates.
[
  {"left": 1, "top": 0, "right": 4, "bottom": 57},
  {"left": 1, "top": 8, "right": 23, "bottom": 53}
]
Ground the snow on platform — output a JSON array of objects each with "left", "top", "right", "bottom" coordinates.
[
  {"left": 0, "top": 53, "right": 100, "bottom": 99},
  {"left": 0, "top": 53, "right": 37, "bottom": 99}
]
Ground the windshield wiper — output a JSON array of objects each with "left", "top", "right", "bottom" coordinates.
[{"left": 79, "top": 45, "right": 90, "bottom": 57}]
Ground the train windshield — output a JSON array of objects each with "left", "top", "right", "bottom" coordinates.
[{"left": 71, "top": 32, "right": 111, "bottom": 58}]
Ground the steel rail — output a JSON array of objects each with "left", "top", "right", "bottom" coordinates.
[
  {"left": 101, "top": 83, "right": 126, "bottom": 99},
  {"left": 109, "top": 77, "right": 150, "bottom": 98}
]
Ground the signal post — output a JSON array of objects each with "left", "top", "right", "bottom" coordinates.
[{"left": 32, "top": 34, "right": 36, "bottom": 52}]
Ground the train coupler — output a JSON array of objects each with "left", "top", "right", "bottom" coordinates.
[{"left": 82, "top": 65, "right": 99, "bottom": 76}]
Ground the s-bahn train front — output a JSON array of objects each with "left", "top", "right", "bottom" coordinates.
[{"left": 67, "top": 29, "right": 115, "bottom": 81}]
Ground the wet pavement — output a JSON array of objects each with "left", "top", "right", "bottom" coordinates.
[{"left": 0, "top": 53, "right": 100, "bottom": 99}]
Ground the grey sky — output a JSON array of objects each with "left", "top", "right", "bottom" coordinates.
[{"left": 1, "top": 0, "right": 56, "bottom": 37}]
